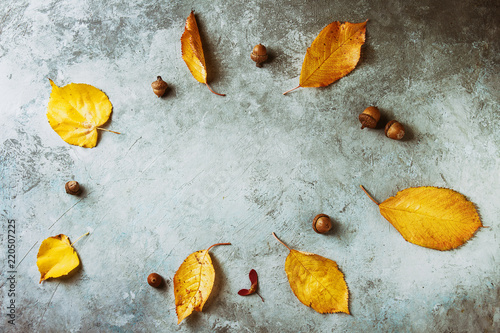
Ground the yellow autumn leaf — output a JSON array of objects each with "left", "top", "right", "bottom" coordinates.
[
  {"left": 273, "top": 233, "right": 349, "bottom": 314},
  {"left": 361, "top": 186, "right": 482, "bottom": 250},
  {"left": 284, "top": 20, "right": 367, "bottom": 95},
  {"left": 181, "top": 11, "right": 225, "bottom": 96},
  {"left": 174, "top": 242, "right": 231, "bottom": 324},
  {"left": 47, "top": 79, "right": 119, "bottom": 148},
  {"left": 36, "top": 233, "right": 88, "bottom": 283}
]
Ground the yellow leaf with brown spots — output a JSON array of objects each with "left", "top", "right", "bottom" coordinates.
[{"left": 173, "top": 242, "right": 231, "bottom": 324}]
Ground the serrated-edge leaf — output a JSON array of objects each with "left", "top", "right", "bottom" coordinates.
[
  {"left": 174, "top": 249, "right": 215, "bottom": 324},
  {"left": 299, "top": 20, "right": 367, "bottom": 88},
  {"left": 285, "top": 249, "right": 349, "bottom": 314},
  {"left": 379, "top": 186, "right": 482, "bottom": 250}
]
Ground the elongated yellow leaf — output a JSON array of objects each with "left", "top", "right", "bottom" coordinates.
[
  {"left": 362, "top": 186, "right": 482, "bottom": 250},
  {"left": 47, "top": 80, "right": 116, "bottom": 148},
  {"left": 284, "top": 20, "right": 367, "bottom": 95},
  {"left": 37, "top": 234, "right": 80, "bottom": 283},
  {"left": 273, "top": 233, "right": 349, "bottom": 314},
  {"left": 181, "top": 11, "right": 225, "bottom": 96},
  {"left": 181, "top": 11, "right": 207, "bottom": 84},
  {"left": 174, "top": 242, "right": 230, "bottom": 324}
]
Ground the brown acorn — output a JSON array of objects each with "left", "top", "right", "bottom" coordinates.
[
  {"left": 65, "top": 181, "right": 81, "bottom": 195},
  {"left": 312, "top": 214, "right": 332, "bottom": 234},
  {"left": 359, "top": 106, "right": 381, "bottom": 129},
  {"left": 251, "top": 44, "right": 268, "bottom": 67},
  {"left": 151, "top": 76, "right": 168, "bottom": 97},
  {"left": 147, "top": 273, "right": 163, "bottom": 288},
  {"left": 385, "top": 120, "right": 405, "bottom": 140}
]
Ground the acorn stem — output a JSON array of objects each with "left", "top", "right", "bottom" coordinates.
[
  {"left": 71, "top": 232, "right": 90, "bottom": 246},
  {"left": 97, "top": 128, "right": 121, "bottom": 134},
  {"left": 206, "top": 83, "right": 226, "bottom": 96},
  {"left": 272, "top": 232, "right": 292, "bottom": 252},
  {"left": 283, "top": 86, "right": 300, "bottom": 95},
  {"left": 207, "top": 242, "right": 231, "bottom": 252},
  {"left": 360, "top": 185, "right": 379, "bottom": 205}
]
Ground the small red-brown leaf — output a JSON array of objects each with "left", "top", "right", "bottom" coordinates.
[
  {"left": 238, "top": 269, "right": 264, "bottom": 301},
  {"left": 238, "top": 289, "right": 251, "bottom": 296},
  {"left": 249, "top": 269, "right": 258, "bottom": 285}
]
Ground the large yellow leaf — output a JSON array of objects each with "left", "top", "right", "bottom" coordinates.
[
  {"left": 174, "top": 242, "right": 230, "bottom": 324},
  {"left": 37, "top": 234, "right": 81, "bottom": 283},
  {"left": 361, "top": 186, "right": 482, "bottom": 250},
  {"left": 181, "top": 11, "right": 225, "bottom": 96},
  {"left": 283, "top": 20, "right": 367, "bottom": 95},
  {"left": 273, "top": 233, "right": 349, "bottom": 314},
  {"left": 47, "top": 79, "right": 117, "bottom": 148}
]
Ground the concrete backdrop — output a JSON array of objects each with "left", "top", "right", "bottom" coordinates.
[{"left": 0, "top": 0, "right": 499, "bottom": 332}]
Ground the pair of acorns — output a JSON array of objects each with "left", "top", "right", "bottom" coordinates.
[{"left": 359, "top": 106, "right": 405, "bottom": 140}]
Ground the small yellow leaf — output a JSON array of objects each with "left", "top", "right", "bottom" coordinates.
[
  {"left": 284, "top": 20, "right": 367, "bottom": 95},
  {"left": 181, "top": 11, "right": 225, "bottom": 96},
  {"left": 273, "top": 233, "right": 349, "bottom": 314},
  {"left": 47, "top": 80, "right": 114, "bottom": 148},
  {"left": 361, "top": 186, "right": 482, "bottom": 250},
  {"left": 37, "top": 234, "right": 80, "bottom": 283},
  {"left": 173, "top": 242, "right": 230, "bottom": 324}
]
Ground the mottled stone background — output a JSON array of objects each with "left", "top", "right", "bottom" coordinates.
[{"left": 0, "top": 0, "right": 499, "bottom": 332}]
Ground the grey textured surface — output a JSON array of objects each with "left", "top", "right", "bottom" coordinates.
[{"left": 1, "top": 0, "right": 499, "bottom": 332}]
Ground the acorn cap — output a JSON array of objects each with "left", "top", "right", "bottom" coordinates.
[
  {"left": 65, "top": 181, "right": 81, "bottom": 195},
  {"left": 359, "top": 106, "right": 381, "bottom": 129},
  {"left": 359, "top": 114, "right": 377, "bottom": 129}
]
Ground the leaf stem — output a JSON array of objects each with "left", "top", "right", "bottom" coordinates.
[
  {"left": 360, "top": 185, "right": 379, "bottom": 205},
  {"left": 272, "top": 232, "right": 292, "bottom": 252},
  {"left": 256, "top": 291, "right": 265, "bottom": 302},
  {"left": 207, "top": 242, "right": 231, "bottom": 252},
  {"left": 97, "top": 128, "right": 121, "bottom": 134},
  {"left": 282, "top": 86, "right": 300, "bottom": 95},
  {"left": 206, "top": 83, "right": 226, "bottom": 96},
  {"left": 71, "top": 232, "right": 90, "bottom": 246}
]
